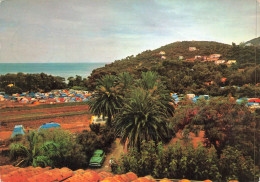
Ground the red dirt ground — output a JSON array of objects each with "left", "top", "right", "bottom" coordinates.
[{"left": 0, "top": 105, "right": 92, "bottom": 140}]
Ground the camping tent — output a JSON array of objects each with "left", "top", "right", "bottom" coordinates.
[
  {"left": 38, "top": 123, "right": 61, "bottom": 131},
  {"left": 11, "top": 125, "right": 25, "bottom": 138}
]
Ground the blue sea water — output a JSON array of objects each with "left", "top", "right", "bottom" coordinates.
[{"left": 0, "top": 63, "right": 107, "bottom": 80}]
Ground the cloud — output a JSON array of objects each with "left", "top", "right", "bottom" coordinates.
[{"left": 0, "top": 0, "right": 257, "bottom": 63}]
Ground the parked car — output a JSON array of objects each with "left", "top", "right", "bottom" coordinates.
[{"left": 89, "top": 149, "right": 106, "bottom": 167}]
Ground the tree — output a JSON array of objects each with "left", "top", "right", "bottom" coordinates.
[
  {"left": 115, "top": 87, "right": 168, "bottom": 151},
  {"left": 137, "top": 71, "right": 174, "bottom": 116},
  {"left": 172, "top": 97, "right": 258, "bottom": 160},
  {"left": 117, "top": 72, "right": 134, "bottom": 95},
  {"left": 9, "top": 131, "right": 57, "bottom": 167},
  {"left": 9, "top": 129, "right": 86, "bottom": 169},
  {"left": 88, "top": 74, "right": 123, "bottom": 126}
]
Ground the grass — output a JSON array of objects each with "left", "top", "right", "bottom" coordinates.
[
  {"left": 1, "top": 112, "right": 45, "bottom": 120},
  {"left": 1, "top": 111, "right": 91, "bottom": 123},
  {"left": 0, "top": 102, "right": 88, "bottom": 112}
]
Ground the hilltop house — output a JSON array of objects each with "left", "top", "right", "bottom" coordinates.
[
  {"left": 189, "top": 47, "right": 196, "bottom": 51},
  {"left": 215, "top": 60, "right": 225, "bottom": 65},
  {"left": 227, "top": 60, "right": 237, "bottom": 64},
  {"left": 159, "top": 51, "right": 166, "bottom": 55},
  {"left": 161, "top": 56, "right": 166, "bottom": 60},
  {"left": 195, "top": 55, "right": 202, "bottom": 59},
  {"left": 209, "top": 54, "right": 221, "bottom": 59}
]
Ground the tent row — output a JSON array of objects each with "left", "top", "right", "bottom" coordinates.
[{"left": 0, "top": 89, "right": 92, "bottom": 104}]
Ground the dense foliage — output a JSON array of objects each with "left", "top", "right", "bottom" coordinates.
[
  {"left": 9, "top": 127, "right": 115, "bottom": 170},
  {"left": 88, "top": 71, "right": 174, "bottom": 149},
  {"left": 115, "top": 141, "right": 258, "bottom": 182},
  {"left": 170, "top": 98, "right": 260, "bottom": 164},
  {"left": 0, "top": 73, "right": 66, "bottom": 93},
  {"left": 115, "top": 87, "right": 169, "bottom": 150},
  {"left": 9, "top": 129, "right": 86, "bottom": 169}
]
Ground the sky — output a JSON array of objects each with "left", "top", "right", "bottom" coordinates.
[{"left": 0, "top": 0, "right": 259, "bottom": 63}]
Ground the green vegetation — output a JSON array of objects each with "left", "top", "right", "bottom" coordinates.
[
  {"left": 88, "top": 74, "right": 123, "bottom": 126},
  {"left": 115, "top": 87, "right": 169, "bottom": 151},
  {"left": 10, "top": 129, "right": 86, "bottom": 169},
  {"left": 114, "top": 141, "right": 258, "bottom": 182},
  {"left": 88, "top": 71, "right": 173, "bottom": 148},
  {"left": 9, "top": 126, "right": 115, "bottom": 169},
  {"left": 0, "top": 72, "right": 66, "bottom": 93},
  {"left": 87, "top": 70, "right": 259, "bottom": 181}
]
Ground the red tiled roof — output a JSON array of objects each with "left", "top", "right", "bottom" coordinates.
[{"left": 0, "top": 165, "right": 234, "bottom": 182}]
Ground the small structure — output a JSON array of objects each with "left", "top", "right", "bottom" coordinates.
[
  {"left": 195, "top": 55, "right": 202, "bottom": 59},
  {"left": 161, "top": 56, "right": 166, "bottom": 60},
  {"left": 159, "top": 51, "right": 166, "bottom": 55},
  {"left": 215, "top": 60, "right": 225, "bottom": 65},
  {"left": 186, "top": 94, "right": 195, "bottom": 99},
  {"left": 227, "top": 60, "right": 237, "bottom": 64},
  {"left": 209, "top": 54, "right": 221, "bottom": 59},
  {"left": 179, "top": 56, "right": 184, "bottom": 60},
  {"left": 11, "top": 125, "right": 25, "bottom": 138},
  {"left": 189, "top": 47, "right": 196, "bottom": 51},
  {"left": 221, "top": 77, "right": 227, "bottom": 83}
]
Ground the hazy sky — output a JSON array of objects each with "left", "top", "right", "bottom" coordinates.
[{"left": 0, "top": 0, "right": 259, "bottom": 63}]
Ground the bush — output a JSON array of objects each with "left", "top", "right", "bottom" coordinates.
[
  {"left": 9, "top": 129, "right": 87, "bottom": 170},
  {"left": 219, "top": 146, "right": 259, "bottom": 182},
  {"left": 115, "top": 141, "right": 259, "bottom": 181}
]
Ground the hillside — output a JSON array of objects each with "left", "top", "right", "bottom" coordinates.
[
  {"left": 243, "top": 36, "right": 260, "bottom": 46},
  {"left": 87, "top": 40, "right": 260, "bottom": 92}
]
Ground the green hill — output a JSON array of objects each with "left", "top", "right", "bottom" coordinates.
[{"left": 87, "top": 40, "right": 260, "bottom": 94}]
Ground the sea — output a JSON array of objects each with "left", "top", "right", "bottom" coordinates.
[{"left": 0, "top": 63, "right": 107, "bottom": 81}]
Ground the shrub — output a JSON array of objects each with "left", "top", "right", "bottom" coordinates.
[
  {"left": 9, "top": 129, "right": 87, "bottom": 170},
  {"left": 115, "top": 141, "right": 259, "bottom": 181}
]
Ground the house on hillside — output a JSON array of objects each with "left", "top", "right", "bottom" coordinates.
[
  {"left": 161, "top": 56, "right": 166, "bottom": 60},
  {"left": 227, "top": 60, "right": 237, "bottom": 64},
  {"left": 215, "top": 60, "right": 226, "bottom": 65},
  {"left": 179, "top": 56, "right": 184, "bottom": 60},
  {"left": 159, "top": 51, "right": 166, "bottom": 55},
  {"left": 195, "top": 55, "right": 202, "bottom": 59},
  {"left": 221, "top": 77, "right": 227, "bottom": 83},
  {"left": 189, "top": 47, "right": 196, "bottom": 51},
  {"left": 209, "top": 54, "right": 221, "bottom": 59}
]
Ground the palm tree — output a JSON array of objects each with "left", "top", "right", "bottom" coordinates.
[
  {"left": 117, "top": 72, "right": 134, "bottom": 95},
  {"left": 115, "top": 88, "right": 169, "bottom": 151},
  {"left": 137, "top": 71, "right": 174, "bottom": 116},
  {"left": 88, "top": 74, "right": 123, "bottom": 126},
  {"left": 9, "top": 131, "right": 60, "bottom": 167}
]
